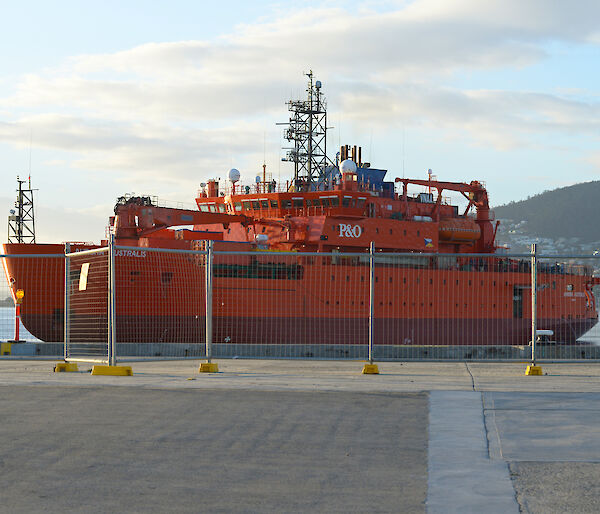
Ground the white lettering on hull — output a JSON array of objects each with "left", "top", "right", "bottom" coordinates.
[{"left": 339, "top": 224, "right": 362, "bottom": 238}]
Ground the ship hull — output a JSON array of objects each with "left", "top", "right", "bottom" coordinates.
[
  {"left": 14, "top": 313, "right": 597, "bottom": 347},
  {"left": 4, "top": 243, "right": 598, "bottom": 347}
]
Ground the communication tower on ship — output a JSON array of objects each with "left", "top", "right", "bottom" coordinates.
[
  {"left": 8, "top": 176, "right": 36, "bottom": 243},
  {"left": 279, "top": 71, "right": 336, "bottom": 191}
]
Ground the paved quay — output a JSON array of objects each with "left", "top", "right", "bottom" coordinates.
[{"left": 1, "top": 359, "right": 600, "bottom": 513}]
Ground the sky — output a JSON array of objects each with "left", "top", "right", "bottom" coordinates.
[{"left": 1, "top": 0, "right": 599, "bottom": 243}]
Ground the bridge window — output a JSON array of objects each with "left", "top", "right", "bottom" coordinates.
[
  {"left": 270, "top": 199, "right": 278, "bottom": 208},
  {"left": 357, "top": 198, "right": 366, "bottom": 207},
  {"left": 234, "top": 202, "right": 242, "bottom": 212},
  {"left": 261, "top": 200, "right": 269, "bottom": 209},
  {"left": 312, "top": 198, "right": 321, "bottom": 206},
  {"left": 281, "top": 199, "right": 291, "bottom": 208},
  {"left": 331, "top": 197, "right": 340, "bottom": 207},
  {"left": 251, "top": 200, "right": 260, "bottom": 209},
  {"left": 293, "top": 198, "right": 303, "bottom": 208},
  {"left": 242, "top": 201, "right": 251, "bottom": 210},
  {"left": 199, "top": 204, "right": 209, "bottom": 212},
  {"left": 321, "top": 198, "right": 330, "bottom": 207},
  {"left": 342, "top": 197, "right": 350, "bottom": 207}
]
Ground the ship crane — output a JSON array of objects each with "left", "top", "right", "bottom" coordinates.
[
  {"left": 111, "top": 196, "right": 251, "bottom": 240},
  {"left": 395, "top": 178, "right": 497, "bottom": 252}
]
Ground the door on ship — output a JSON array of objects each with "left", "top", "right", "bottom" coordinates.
[{"left": 513, "top": 286, "right": 523, "bottom": 318}]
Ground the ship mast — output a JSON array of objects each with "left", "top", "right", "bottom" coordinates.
[
  {"left": 279, "top": 71, "right": 335, "bottom": 191},
  {"left": 8, "top": 176, "right": 36, "bottom": 243}
]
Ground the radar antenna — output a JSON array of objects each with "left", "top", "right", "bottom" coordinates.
[{"left": 8, "top": 176, "right": 36, "bottom": 243}]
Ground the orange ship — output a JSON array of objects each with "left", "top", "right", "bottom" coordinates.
[{"left": 3, "top": 74, "right": 598, "bottom": 346}]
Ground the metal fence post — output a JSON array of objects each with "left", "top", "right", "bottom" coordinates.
[
  {"left": 109, "top": 234, "right": 116, "bottom": 366},
  {"left": 369, "top": 241, "right": 375, "bottom": 364},
  {"left": 205, "top": 240, "right": 214, "bottom": 363},
  {"left": 64, "top": 242, "right": 70, "bottom": 361},
  {"left": 531, "top": 243, "right": 537, "bottom": 366}
]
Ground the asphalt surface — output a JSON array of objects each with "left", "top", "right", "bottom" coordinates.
[
  {"left": 0, "top": 385, "right": 427, "bottom": 513},
  {"left": 1, "top": 360, "right": 600, "bottom": 513}
]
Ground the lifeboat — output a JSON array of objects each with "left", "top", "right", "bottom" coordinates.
[{"left": 438, "top": 218, "right": 480, "bottom": 243}]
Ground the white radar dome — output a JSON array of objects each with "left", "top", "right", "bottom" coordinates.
[
  {"left": 228, "top": 168, "right": 241, "bottom": 183},
  {"left": 340, "top": 159, "right": 357, "bottom": 174}
]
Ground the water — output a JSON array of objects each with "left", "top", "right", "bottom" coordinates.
[{"left": 0, "top": 306, "right": 41, "bottom": 342}]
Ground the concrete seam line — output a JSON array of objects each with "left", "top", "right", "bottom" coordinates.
[{"left": 427, "top": 391, "right": 519, "bottom": 514}]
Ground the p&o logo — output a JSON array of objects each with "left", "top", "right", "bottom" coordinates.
[{"left": 339, "top": 223, "right": 362, "bottom": 238}]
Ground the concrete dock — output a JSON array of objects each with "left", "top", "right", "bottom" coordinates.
[{"left": 1, "top": 359, "right": 599, "bottom": 512}]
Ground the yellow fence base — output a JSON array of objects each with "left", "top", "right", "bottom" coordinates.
[
  {"left": 91, "top": 365, "right": 133, "bottom": 376},
  {"left": 54, "top": 362, "right": 79, "bottom": 372},
  {"left": 525, "top": 365, "right": 543, "bottom": 376},
  {"left": 1, "top": 343, "right": 11, "bottom": 356},
  {"left": 199, "top": 362, "right": 219, "bottom": 373},
  {"left": 362, "top": 363, "right": 379, "bottom": 374}
]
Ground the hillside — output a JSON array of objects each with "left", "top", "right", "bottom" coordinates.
[{"left": 494, "top": 181, "right": 600, "bottom": 244}]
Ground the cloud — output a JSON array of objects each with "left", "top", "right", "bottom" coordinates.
[{"left": 0, "top": 0, "right": 599, "bottom": 189}]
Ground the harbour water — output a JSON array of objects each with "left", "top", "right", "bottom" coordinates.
[{"left": 0, "top": 306, "right": 40, "bottom": 342}]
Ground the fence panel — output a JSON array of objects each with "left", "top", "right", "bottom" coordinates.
[
  {"left": 534, "top": 255, "right": 599, "bottom": 361},
  {"left": 1, "top": 253, "right": 61, "bottom": 346},
  {"left": 210, "top": 250, "right": 370, "bottom": 359},
  {"left": 65, "top": 248, "right": 110, "bottom": 363},
  {"left": 113, "top": 246, "right": 207, "bottom": 358}
]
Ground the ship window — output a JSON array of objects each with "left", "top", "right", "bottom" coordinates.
[
  {"left": 552, "top": 281, "right": 556, "bottom": 290},
  {"left": 281, "top": 199, "right": 291, "bottom": 208},
  {"left": 429, "top": 278, "right": 433, "bottom": 285},
  {"left": 389, "top": 229, "right": 393, "bottom": 234},
  {"left": 417, "top": 230, "right": 420, "bottom": 236},
  {"left": 321, "top": 198, "right": 330, "bottom": 207},
  {"left": 389, "top": 277, "right": 393, "bottom": 283},
  {"left": 161, "top": 272, "right": 173, "bottom": 284},
  {"left": 468, "top": 280, "right": 471, "bottom": 286},
  {"left": 242, "top": 201, "right": 251, "bottom": 210},
  {"left": 404, "top": 230, "right": 407, "bottom": 236},
  {"left": 293, "top": 198, "right": 303, "bottom": 208},
  {"left": 261, "top": 200, "right": 269, "bottom": 209},
  {"left": 306, "top": 199, "right": 312, "bottom": 207},
  {"left": 346, "top": 275, "right": 350, "bottom": 281},
  {"left": 234, "top": 202, "right": 242, "bottom": 212},
  {"left": 251, "top": 200, "right": 260, "bottom": 209},
  {"left": 350, "top": 198, "right": 356, "bottom": 208},
  {"left": 357, "top": 198, "right": 366, "bottom": 207},
  {"left": 312, "top": 198, "right": 321, "bottom": 207},
  {"left": 218, "top": 204, "right": 226, "bottom": 213},
  {"left": 342, "top": 197, "right": 350, "bottom": 207},
  {"left": 331, "top": 275, "right": 335, "bottom": 281},
  {"left": 270, "top": 199, "right": 278, "bottom": 208},
  {"left": 443, "top": 279, "right": 446, "bottom": 285},
  {"left": 208, "top": 205, "right": 217, "bottom": 213},
  {"left": 361, "top": 276, "right": 364, "bottom": 282},
  {"left": 403, "top": 278, "right": 406, "bottom": 284},
  {"left": 493, "top": 281, "right": 496, "bottom": 286},
  {"left": 199, "top": 204, "right": 209, "bottom": 212},
  {"left": 331, "top": 197, "right": 339, "bottom": 207}
]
